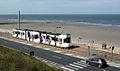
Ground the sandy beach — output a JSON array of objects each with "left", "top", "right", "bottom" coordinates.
[{"left": 0, "top": 22, "right": 120, "bottom": 48}]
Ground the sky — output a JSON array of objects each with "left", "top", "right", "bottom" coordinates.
[{"left": 0, "top": 0, "right": 120, "bottom": 14}]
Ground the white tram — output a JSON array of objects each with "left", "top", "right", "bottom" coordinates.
[
  {"left": 12, "top": 29, "right": 72, "bottom": 48},
  {"left": 13, "top": 29, "right": 26, "bottom": 39},
  {"left": 26, "top": 30, "right": 40, "bottom": 43}
]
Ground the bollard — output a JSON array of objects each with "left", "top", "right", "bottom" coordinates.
[
  {"left": 30, "top": 51, "right": 34, "bottom": 56},
  {"left": 105, "top": 54, "right": 107, "bottom": 58}
]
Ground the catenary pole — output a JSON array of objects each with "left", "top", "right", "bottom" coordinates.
[{"left": 18, "top": 10, "right": 20, "bottom": 29}]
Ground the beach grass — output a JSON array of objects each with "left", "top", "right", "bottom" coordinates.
[
  {"left": 0, "top": 22, "right": 17, "bottom": 25},
  {"left": 0, "top": 45, "right": 63, "bottom": 71}
]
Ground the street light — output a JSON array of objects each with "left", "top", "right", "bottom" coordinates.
[{"left": 18, "top": 10, "right": 21, "bottom": 29}]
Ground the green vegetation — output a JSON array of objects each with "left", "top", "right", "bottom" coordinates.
[
  {"left": 0, "top": 46, "right": 63, "bottom": 71},
  {"left": 0, "top": 22, "right": 17, "bottom": 25}
]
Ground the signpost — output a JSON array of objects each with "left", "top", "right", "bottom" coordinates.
[
  {"left": 78, "top": 37, "right": 82, "bottom": 44},
  {"left": 78, "top": 37, "right": 82, "bottom": 41},
  {"left": 111, "top": 46, "right": 115, "bottom": 61},
  {"left": 88, "top": 46, "right": 90, "bottom": 57},
  {"left": 91, "top": 40, "right": 94, "bottom": 48},
  {"left": 91, "top": 40, "right": 94, "bottom": 44},
  {"left": 112, "top": 46, "right": 114, "bottom": 51}
]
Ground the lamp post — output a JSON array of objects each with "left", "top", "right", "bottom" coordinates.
[{"left": 18, "top": 10, "right": 20, "bottom": 29}]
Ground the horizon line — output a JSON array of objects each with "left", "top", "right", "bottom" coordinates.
[{"left": 0, "top": 13, "right": 120, "bottom": 15}]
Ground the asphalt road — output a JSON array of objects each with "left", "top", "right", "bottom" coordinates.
[{"left": 0, "top": 38, "right": 120, "bottom": 71}]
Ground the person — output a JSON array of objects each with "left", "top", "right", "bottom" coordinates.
[{"left": 102, "top": 42, "right": 107, "bottom": 49}]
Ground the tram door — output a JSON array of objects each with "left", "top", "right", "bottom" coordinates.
[{"left": 58, "top": 38, "right": 62, "bottom": 47}]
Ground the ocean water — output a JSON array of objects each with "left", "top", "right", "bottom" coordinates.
[{"left": 0, "top": 14, "right": 120, "bottom": 27}]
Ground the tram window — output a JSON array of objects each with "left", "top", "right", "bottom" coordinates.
[
  {"left": 56, "top": 38, "right": 58, "bottom": 41},
  {"left": 18, "top": 32, "right": 20, "bottom": 34},
  {"left": 46, "top": 36, "right": 49, "bottom": 39},
  {"left": 59, "top": 39, "right": 62, "bottom": 44},
  {"left": 28, "top": 32, "right": 30, "bottom": 37},
  {"left": 51, "top": 37, "right": 54, "bottom": 40},
  {"left": 15, "top": 32, "right": 18, "bottom": 34},
  {"left": 35, "top": 35, "right": 39, "bottom": 39},
  {"left": 43, "top": 36, "right": 45, "bottom": 39},
  {"left": 51, "top": 37, "right": 55, "bottom": 41},
  {"left": 64, "top": 37, "right": 71, "bottom": 43}
]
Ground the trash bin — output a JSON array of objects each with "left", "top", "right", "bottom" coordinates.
[{"left": 30, "top": 51, "right": 34, "bottom": 56}]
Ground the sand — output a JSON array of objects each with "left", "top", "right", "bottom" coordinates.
[{"left": 0, "top": 22, "right": 120, "bottom": 48}]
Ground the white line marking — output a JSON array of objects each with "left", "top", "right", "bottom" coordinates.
[
  {"left": 65, "top": 53, "right": 73, "bottom": 56},
  {"left": 27, "top": 44, "right": 33, "bottom": 46},
  {"left": 53, "top": 51, "right": 62, "bottom": 53},
  {"left": 72, "top": 55, "right": 87, "bottom": 59},
  {"left": 65, "top": 65, "right": 79, "bottom": 70},
  {"left": 52, "top": 55, "right": 62, "bottom": 59},
  {"left": 61, "top": 66, "right": 75, "bottom": 71},
  {"left": 80, "top": 60, "right": 86, "bottom": 63},
  {"left": 35, "top": 46, "right": 42, "bottom": 48},
  {"left": 116, "top": 64, "right": 120, "bottom": 65},
  {"left": 43, "top": 60, "right": 48, "bottom": 62},
  {"left": 76, "top": 61, "right": 86, "bottom": 64},
  {"left": 43, "top": 48, "right": 51, "bottom": 50},
  {"left": 73, "top": 62, "right": 87, "bottom": 67},
  {"left": 115, "top": 66, "right": 120, "bottom": 67},
  {"left": 101, "top": 69, "right": 106, "bottom": 71},
  {"left": 69, "top": 64, "right": 83, "bottom": 69},
  {"left": 50, "top": 62, "right": 57, "bottom": 65}
]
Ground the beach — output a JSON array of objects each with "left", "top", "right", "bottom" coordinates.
[{"left": 0, "top": 22, "right": 120, "bottom": 48}]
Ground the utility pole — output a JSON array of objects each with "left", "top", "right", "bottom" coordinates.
[{"left": 18, "top": 10, "right": 20, "bottom": 29}]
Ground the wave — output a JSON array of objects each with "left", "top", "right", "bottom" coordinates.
[
  {"left": 7, "top": 19, "right": 120, "bottom": 28},
  {"left": 7, "top": 19, "right": 65, "bottom": 23},
  {"left": 76, "top": 22, "right": 113, "bottom": 26}
]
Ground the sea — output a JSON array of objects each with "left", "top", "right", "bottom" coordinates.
[{"left": 0, "top": 14, "right": 120, "bottom": 28}]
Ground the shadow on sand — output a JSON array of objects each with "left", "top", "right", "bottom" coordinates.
[{"left": 67, "top": 45, "right": 80, "bottom": 49}]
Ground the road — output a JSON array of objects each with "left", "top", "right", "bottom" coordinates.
[{"left": 0, "top": 38, "right": 120, "bottom": 71}]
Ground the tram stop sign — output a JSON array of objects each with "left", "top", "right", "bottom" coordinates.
[
  {"left": 112, "top": 46, "right": 115, "bottom": 51},
  {"left": 88, "top": 46, "right": 90, "bottom": 50},
  {"left": 91, "top": 40, "right": 94, "bottom": 44},
  {"left": 78, "top": 37, "right": 82, "bottom": 41}
]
